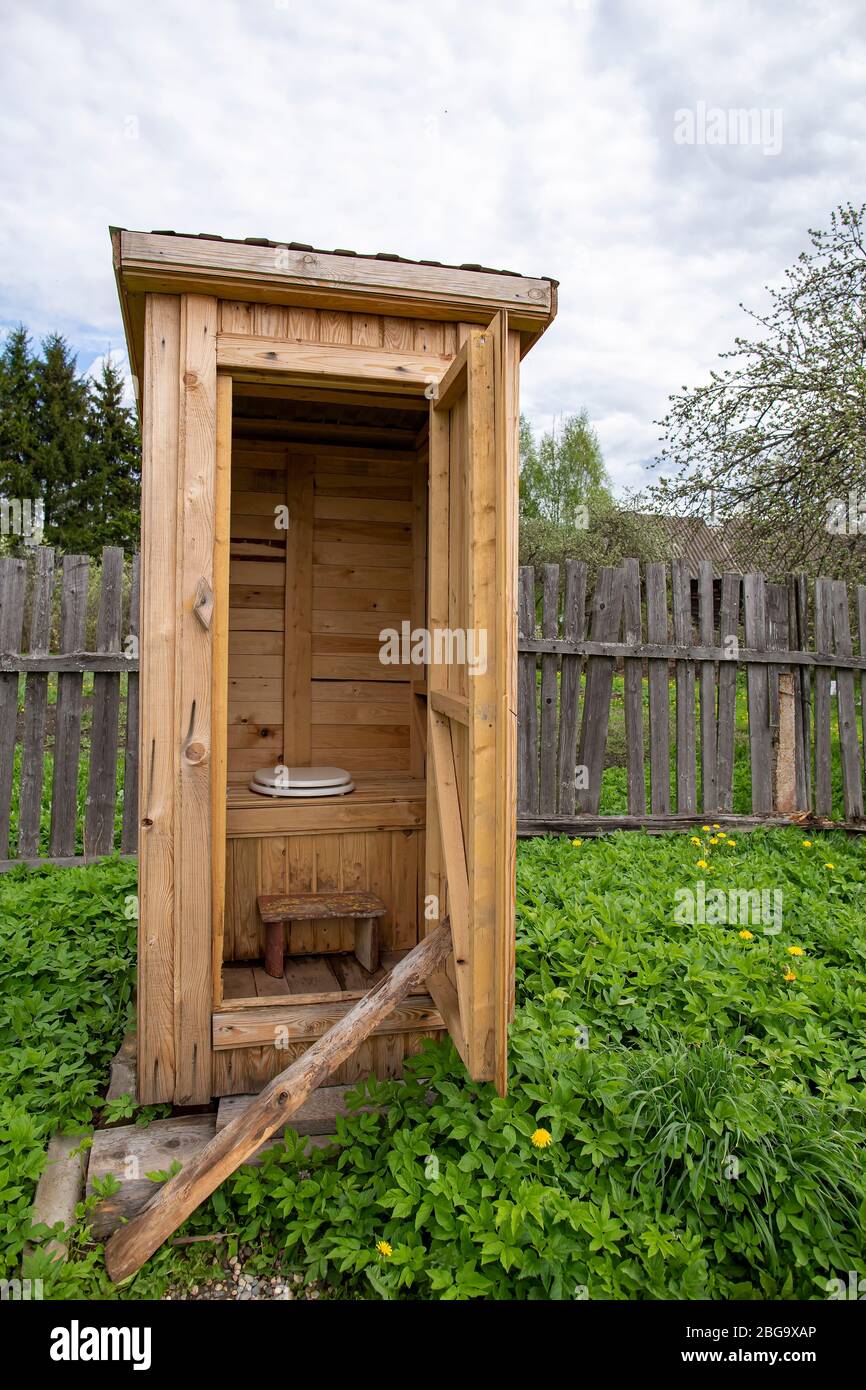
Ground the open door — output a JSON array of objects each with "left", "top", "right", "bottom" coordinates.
[{"left": 425, "top": 313, "right": 519, "bottom": 1096}]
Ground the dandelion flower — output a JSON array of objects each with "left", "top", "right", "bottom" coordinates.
[
  {"left": 572, "top": 838, "right": 583, "bottom": 847},
  {"left": 690, "top": 836, "right": 702, "bottom": 846},
  {"left": 531, "top": 1128, "right": 553, "bottom": 1149},
  {"left": 702, "top": 825, "right": 711, "bottom": 832},
  {"left": 783, "top": 969, "right": 797, "bottom": 982},
  {"left": 825, "top": 862, "right": 835, "bottom": 870},
  {"left": 787, "top": 946, "right": 804, "bottom": 956},
  {"left": 376, "top": 1240, "right": 393, "bottom": 1257},
  {"left": 712, "top": 824, "right": 721, "bottom": 830},
  {"left": 802, "top": 839, "right": 812, "bottom": 848},
  {"left": 738, "top": 930, "right": 754, "bottom": 940},
  {"left": 709, "top": 837, "right": 718, "bottom": 845},
  {"left": 696, "top": 859, "right": 708, "bottom": 869},
  {"left": 726, "top": 840, "right": 736, "bottom": 847}
]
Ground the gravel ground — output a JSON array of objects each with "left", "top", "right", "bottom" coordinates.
[{"left": 163, "top": 1251, "right": 329, "bottom": 1301}]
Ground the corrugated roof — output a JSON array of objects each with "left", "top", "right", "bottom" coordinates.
[{"left": 132, "top": 228, "right": 558, "bottom": 286}]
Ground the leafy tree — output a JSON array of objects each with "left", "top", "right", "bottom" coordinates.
[
  {"left": 520, "top": 409, "right": 608, "bottom": 527},
  {"left": 519, "top": 411, "right": 665, "bottom": 580},
  {"left": 648, "top": 202, "right": 866, "bottom": 581}
]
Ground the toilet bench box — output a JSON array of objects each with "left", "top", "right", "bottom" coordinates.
[{"left": 257, "top": 890, "right": 387, "bottom": 978}]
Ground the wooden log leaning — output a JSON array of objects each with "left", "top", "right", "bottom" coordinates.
[{"left": 105, "top": 920, "right": 452, "bottom": 1282}]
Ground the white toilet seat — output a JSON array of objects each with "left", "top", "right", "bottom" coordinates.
[{"left": 249, "top": 765, "right": 355, "bottom": 798}]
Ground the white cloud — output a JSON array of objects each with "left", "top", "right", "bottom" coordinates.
[{"left": 0, "top": 0, "right": 862, "bottom": 491}]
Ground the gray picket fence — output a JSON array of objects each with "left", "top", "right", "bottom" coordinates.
[
  {"left": 0, "top": 547, "right": 139, "bottom": 868},
  {"left": 518, "top": 559, "right": 866, "bottom": 834}
]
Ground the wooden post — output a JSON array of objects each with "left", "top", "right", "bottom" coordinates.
[{"left": 105, "top": 921, "right": 452, "bottom": 1282}]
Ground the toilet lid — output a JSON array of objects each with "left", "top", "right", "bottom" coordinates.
[
  {"left": 251, "top": 764, "right": 353, "bottom": 791},
  {"left": 253, "top": 764, "right": 352, "bottom": 789}
]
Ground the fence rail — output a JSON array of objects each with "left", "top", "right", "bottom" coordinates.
[
  {"left": 0, "top": 547, "right": 139, "bottom": 869},
  {"left": 518, "top": 559, "right": 866, "bottom": 830}
]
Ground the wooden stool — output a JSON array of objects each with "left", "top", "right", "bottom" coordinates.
[{"left": 257, "top": 890, "right": 387, "bottom": 979}]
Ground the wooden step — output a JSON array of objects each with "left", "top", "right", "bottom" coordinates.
[
  {"left": 257, "top": 890, "right": 386, "bottom": 923},
  {"left": 258, "top": 890, "right": 386, "bottom": 978}
]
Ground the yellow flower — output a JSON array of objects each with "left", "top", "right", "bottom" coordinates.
[
  {"left": 376, "top": 1240, "right": 393, "bottom": 1258},
  {"left": 696, "top": 859, "right": 708, "bottom": 869},
  {"left": 572, "top": 838, "right": 583, "bottom": 847},
  {"left": 709, "top": 837, "right": 718, "bottom": 845},
  {"left": 726, "top": 839, "right": 736, "bottom": 847},
  {"left": 801, "top": 839, "right": 812, "bottom": 847},
  {"left": 531, "top": 1128, "right": 553, "bottom": 1149},
  {"left": 783, "top": 969, "right": 797, "bottom": 982},
  {"left": 690, "top": 836, "right": 702, "bottom": 846},
  {"left": 712, "top": 824, "right": 721, "bottom": 830},
  {"left": 738, "top": 930, "right": 754, "bottom": 940},
  {"left": 787, "top": 946, "right": 804, "bottom": 956},
  {"left": 825, "top": 862, "right": 835, "bottom": 870},
  {"left": 702, "top": 825, "right": 711, "bottom": 832}
]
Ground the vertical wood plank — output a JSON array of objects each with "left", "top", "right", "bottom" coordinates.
[
  {"left": 283, "top": 453, "right": 313, "bottom": 763},
  {"left": 621, "top": 557, "right": 645, "bottom": 816},
  {"left": 173, "top": 293, "right": 217, "bottom": 1105},
  {"left": 120, "top": 554, "right": 140, "bottom": 854},
  {"left": 645, "top": 562, "right": 670, "bottom": 814},
  {"left": 831, "top": 579, "right": 863, "bottom": 819},
  {"left": 18, "top": 547, "right": 55, "bottom": 858},
  {"left": 410, "top": 445, "right": 427, "bottom": 776},
  {"left": 85, "top": 547, "right": 124, "bottom": 856},
  {"left": 697, "top": 560, "right": 717, "bottom": 812},
  {"left": 672, "top": 559, "right": 696, "bottom": 813},
  {"left": 211, "top": 375, "right": 232, "bottom": 1006},
  {"left": 538, "top": 564, "right": 560, "bottom": 813},
  {"left": 743, "top": 572, "right": 772, "bottom": 814},
  {"left": 813, "top": 578, "right": 833, "bottom": 817},
  {"left": 715, "top": 572, "right": 741, "bottom": 813},
  {"left": 0, "top": 556, "right": 26, "bottom": 857},
  {"left": 766, "top": 582, "right": 792, "bottom": 813},
  {"left": 788, "top": 574, "right": 811, "bottom": 812},
  {"left": 49, "top": 554, "right": 89, "bottom": 857},
  {"left": 859, "top": 586, "right": 866, "bottom": 812},
  {"left": 557, "top": 560, "right": 587, "bottom": 815},
  {"left": 138, "top": 292, "right": 180, "bottom": 1103},
  {"left": 576, "top": 565, "right": 625, "bottom": 813},
  {"left": 517, "top": 566, "right": 538, "bottom": 814}
]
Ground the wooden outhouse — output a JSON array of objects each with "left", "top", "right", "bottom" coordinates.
[{"left": 111, "top": 228, "right": 557, "bottom": 1109}]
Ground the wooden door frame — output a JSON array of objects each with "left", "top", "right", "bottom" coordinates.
[{"left": 210, "top": 345, "right": 455, "bottom": 1016}]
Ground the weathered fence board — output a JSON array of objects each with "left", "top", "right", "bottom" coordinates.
[
  {"left": 557, "top": 560, "right": 586, "bottom": 816},
  {"left": 0, "top": 557, "right": 26, "bottom": 856},
  {"left": 715, "top": 572, "right": 741, "bottom": 814},
  {"left": 516, "top": 560, "right": 865, "bottom": 831},
  {"left": 0, "top": 547, "right": 140, "bottom": 870},
  {"left": 18, "top": 547, "right": 55, "bottom": 857}
]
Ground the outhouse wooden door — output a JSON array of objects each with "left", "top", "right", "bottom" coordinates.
[{"left": 425, "top": 313, "right": 519, "bottom": 1096}]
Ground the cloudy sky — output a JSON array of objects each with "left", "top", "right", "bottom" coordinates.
[{"left": 1, "top": 0, "right": 863, "bottom": 492}]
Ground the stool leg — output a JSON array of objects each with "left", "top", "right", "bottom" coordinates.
[
  {"left": 264, "top": 920, "right": 285, "bottom": 979},
  {"left": 354, "top": 917, "right": 380, "bottom": 973}
]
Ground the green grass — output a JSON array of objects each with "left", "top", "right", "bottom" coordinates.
[{"left": 8, "top": 827, "right": 865, "bottom": 1300}]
